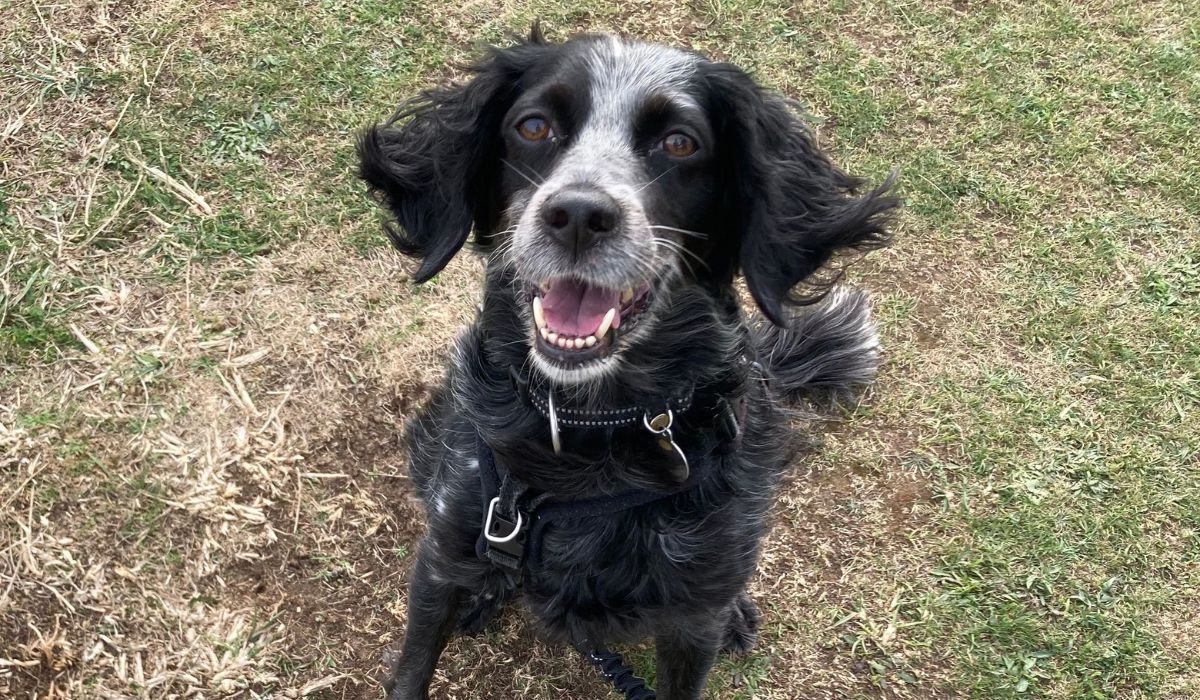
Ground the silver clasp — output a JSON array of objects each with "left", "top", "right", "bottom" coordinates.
[
  {"left": 643, "top": 409, "right": 674, "bottom": 433},
  {"left": 548, "top": 391, "right": 562, "bottom": 455},
  {"left": 643, "top": 409, "right": 690, "bottom": 482},
  {"left": 483, "top": 496, "right": 524, "bottom": 544}
]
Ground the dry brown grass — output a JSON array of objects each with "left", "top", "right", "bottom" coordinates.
[{"left": 1, "top": 3, "right": 481, "bottom": 695}]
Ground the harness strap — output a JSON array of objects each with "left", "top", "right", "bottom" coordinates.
[
  {"left": 476, "top": 438, "right": 530, "bottom": 573},
  {"left": 476, "top": 433, "right": 713, "bottom": 574},
  {"left": 474, "top": 374, "right": 753, "bottom": 573},
  {"left": 470, "top": 367, "right": 759, "bottom": 699}
]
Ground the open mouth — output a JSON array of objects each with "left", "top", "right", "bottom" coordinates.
[{"left": 529, "top": 279, "right": 653, "bottom": 366}]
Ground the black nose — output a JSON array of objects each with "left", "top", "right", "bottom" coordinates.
[{"left": 541, "top": 187, "right": 620, "bottom": 259}]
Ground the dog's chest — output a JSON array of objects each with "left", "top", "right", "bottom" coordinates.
[{"left": 515, "top": 501, "right": 759, "bottom": 639}]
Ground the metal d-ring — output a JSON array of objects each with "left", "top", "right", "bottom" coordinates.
[
  {"left": 483, "top": 496, "right": 524, "bottom": 544},
  {"left": 548, "top": 391, "right": 562, "bottom": 455},
  {"left": 643, "top": 409, "right": 674, "bottom": 434}
]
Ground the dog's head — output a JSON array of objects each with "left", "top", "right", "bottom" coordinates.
[{"left": 359, "top": 26, "right": 898, "bottom": 384}]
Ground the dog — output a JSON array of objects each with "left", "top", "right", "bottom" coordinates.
[{"left": 358, "top": 25, "right": 899, "bottom": 700}]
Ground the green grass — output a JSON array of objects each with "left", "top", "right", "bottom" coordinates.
[
  {"left": 3, "top": 0, "right": 1198, "bottom": 698},
  {"left": 0, "top": 262, "right": 84, "bottom": 362}
]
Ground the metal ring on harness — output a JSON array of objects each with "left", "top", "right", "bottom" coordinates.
[
  {"left": 483, "top": 496, "right": 523, "bottom": 544},
  {"left": 642, "top": 409, "right": 674, "bottom": 433},
  {"left": 548, "top": 391, "right": 562, "bottom": 455}
]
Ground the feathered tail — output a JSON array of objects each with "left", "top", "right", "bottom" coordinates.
[{"left": 752, "top": 286, "right": 881, "bottom": 407}]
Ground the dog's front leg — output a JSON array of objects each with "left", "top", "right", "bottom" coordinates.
[
  {"left": 385, "top": 551, "right": 461, "bottom": 700},
  {"left": 654, "top": 614, "right": 724, "bottom": 700}
]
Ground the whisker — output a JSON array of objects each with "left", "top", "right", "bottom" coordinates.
[
  {"left": 633, "top": 166, "right": 677, "bottom": 194},
  {"left": 628, "top": 249, "right": 666, "bottom": 287},
  {"left": 502, "top": 159, "right": 544, "bottom": 187},
  {"left": 649, "top": 225, "right": 707, "bottom": 240},
  {"left": 487, "top": 225, "right": 521, "bottom": 262},
  {"left": 624, "top": 245, "right": 674, "bottom": 289},
  {"left": 657, "top": 247, "right": 695, "bottom": 279},
  {"left": 646, "top": 257, "right": 678, "bottom": 288},
  {"left": 497, "top": 337, "right": 534, "bottom": 350},
  {"left": 491, "top": 237, "right": 517, "bottom": 259},
  {"left": 652, "top": 237, "right": 708, "bottom": 276}
]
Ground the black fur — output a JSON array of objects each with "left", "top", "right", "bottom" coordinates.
[
  {"left": 358, "top": 29, "right": 899, "bottom": 700},
  {"left": 699, "top": 62, "right": 898, "bottom": 324},
  {"left": 357, "top": 26, "right": 558, "bottom": 281},
  {"left": 754, "top": 287, "right": 881, "bottom": 407}
]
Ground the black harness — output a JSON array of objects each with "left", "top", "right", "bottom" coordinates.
[
  {"left": 471, "top": 370, "right": 751, "bottom": 700},
  {"left": 475, "top": 372, "right": 744, "bottom": 578}
]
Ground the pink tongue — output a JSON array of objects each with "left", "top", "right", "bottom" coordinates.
[{"left": 541, "top": 280, "right": 621, "bottom": 337}]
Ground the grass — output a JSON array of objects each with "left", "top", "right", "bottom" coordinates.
[{"left": 2, "top": 0, "right": 1198, "bottom": 698}]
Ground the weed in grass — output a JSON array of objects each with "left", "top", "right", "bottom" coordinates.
[
  {"left": 1142, "top": 252, "right": 1200, "bottom": 309},
  {"left": 202, "top": 104, "right": 282, "bottom": 165},
  {"left": 0, "top": 264, "right": 83, "bottom": 362}
]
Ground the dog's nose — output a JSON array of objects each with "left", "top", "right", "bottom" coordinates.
[{"left": 541, "top": 187, "right": 620, "bottom": 258}]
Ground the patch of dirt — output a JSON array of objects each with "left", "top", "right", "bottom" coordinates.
[
  {"left": 0, "top": 605, "right": 82, "bottom": 699},
  {"left": 221, "top": 380, "right": 430, "bottom": 693},
  {"left": 742, "top": 402, "right": 944, "bottom": 697}
]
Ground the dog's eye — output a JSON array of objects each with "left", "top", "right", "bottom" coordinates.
[
  {"left": 661, "top": 132, "right": 698, "bottom": 158},
  {"left": 517, "top": 116, "right": 553, "bottom": 141}
]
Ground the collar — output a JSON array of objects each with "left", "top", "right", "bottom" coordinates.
[
  {"left": 509, "top": 367, "right": 700, "bottom": 459},
  {"left": 510, "top": 367, "right": 694, "bottom": 429}
]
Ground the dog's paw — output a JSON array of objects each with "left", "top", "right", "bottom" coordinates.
[
  {"left": 721, "top": 593, "right": 761, "bottom": 655},
  {"left": 457, "top": 589, "right": 511, "bottom": 636},
  {"left": 381, "top": 657, "right": 427, "bottom": 700},
  {"left": 457, "top": 607, "right": 491, "bottom": 636}
]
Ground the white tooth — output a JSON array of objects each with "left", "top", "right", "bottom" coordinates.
[
  {"left": 620, "top": 288, "right": 634, "bottom": 304},
  {"left": 573, "top": 337, "right": 585, "bottom": 349},
  {"left": 585, "top": 335, "right": 597, "bottom": 347},
  {"left": 557, "top": 337, "right": 570, "bottom": 348},
  {"left": 532, "top": 296, "right": 545, "bottom": 330},
  {"left": 547, "top": 331, "right": 558, "bottom": 343},
  {"left": 596, "top": 308, "right": 616, "bottom": 339},
  {"left": 540, "top": 327, "right": 550, "bottom": 339}
]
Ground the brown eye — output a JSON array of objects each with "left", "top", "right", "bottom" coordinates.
[
  {"left": 662, "top": 132, "right": 698, "bottom": 157},
  {"left": 517, "top": 116, "right": 552, "bottom": 141}
]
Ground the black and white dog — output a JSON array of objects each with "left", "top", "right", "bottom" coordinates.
[{"left": 359, "top": 26, "right": 898, "bottom": 700}]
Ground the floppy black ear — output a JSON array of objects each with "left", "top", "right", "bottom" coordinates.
[
  {"left": 357, "top": 26, "right": 552, "bottom": 282},
  {"left": 703, "top": 63, "right": 900, "bottom": 325}
]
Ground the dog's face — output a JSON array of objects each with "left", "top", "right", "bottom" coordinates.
[
  {"left": 359, "top": 28, "right": 896, "bottom": 385},
  {"left": 500, "top": 40, "right": 718, "bottom": 382}
]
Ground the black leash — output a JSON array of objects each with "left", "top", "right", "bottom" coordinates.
[{"left": 574, "top": 642, "right": 656, "bottom": 700}]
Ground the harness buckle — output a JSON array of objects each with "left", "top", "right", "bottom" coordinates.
[{"left": 483, "top": 495, "right": 528, "bottom": 570}]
